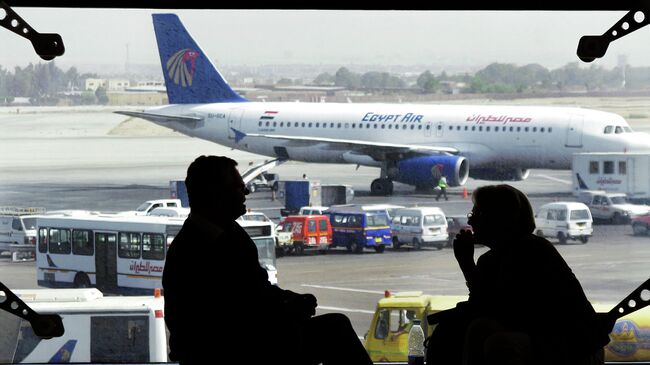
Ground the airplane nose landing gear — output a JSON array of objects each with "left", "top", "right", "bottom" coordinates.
[{"left": 370, "top": 178, "right": 394, "bottom": 196}]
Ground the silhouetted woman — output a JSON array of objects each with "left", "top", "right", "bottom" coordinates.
[{"left": 430, "top": 184, "right": 611, "bottom": 365}]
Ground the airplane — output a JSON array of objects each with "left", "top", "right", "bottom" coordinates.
[{"left": 117, "top": 14, "right": 650, "bottom": 196}]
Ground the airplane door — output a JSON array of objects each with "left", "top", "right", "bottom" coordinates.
[
  {"left": 227, "top": 108, "right": 244, "bottom": 140},
  {"left": 435, "top": 122, "right": 444, "bottom": 137},
  {"left": 424, "top": 122, "right": 432, "bottom": 137},
  {"left": 565, "top": 115, "right": 584, "bottom": 147}
]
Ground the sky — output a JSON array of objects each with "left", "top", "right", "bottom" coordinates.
[{"left": 1, "top": 9, "right": 648, "bottom": 74}]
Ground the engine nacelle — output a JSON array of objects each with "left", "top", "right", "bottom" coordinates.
[
  {"left": 392, "top": 155, "right": 469, "bottom": 187},
  {"left": 469, "top": 168, "right": 530, "bottom": 181}
]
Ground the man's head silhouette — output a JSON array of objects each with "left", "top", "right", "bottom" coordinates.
[{"left": 185, "top": 155, "right": 248, "bottom": 222}]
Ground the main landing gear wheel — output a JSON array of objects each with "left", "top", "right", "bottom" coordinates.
[{"left": 370, "top": 178, "right": 394, "bottom": 196}]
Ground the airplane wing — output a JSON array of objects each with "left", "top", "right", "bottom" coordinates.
[
  {"left": 115, "top": 111, "right": 203, "bottom": 124},
  {"left": 242, "top": 131, "right": 459, "bottom": 157}
]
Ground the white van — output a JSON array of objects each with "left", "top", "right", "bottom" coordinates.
[
  {"left": 391, "top": 207, "right": 448, "bottom": 250},
  {"left": 534, "top": 202, "right": 593, "bottom": 244},
  {"left": 299, "top": 206, "right": 329, "bottom": 215},
  {"left": 0, "top": 211, "right": 41, "bottom": 260}
]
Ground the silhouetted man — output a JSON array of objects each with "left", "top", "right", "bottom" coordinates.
[
  {"left": 427, "top": 184, "right": 613, "bottom": 365},
  {"left": 162, "top": 155, "right": 372, "bottom": 365}
]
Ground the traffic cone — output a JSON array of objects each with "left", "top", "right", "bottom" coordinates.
[{"left": 463, "top": 187, "right": 468, "bottom": 199}]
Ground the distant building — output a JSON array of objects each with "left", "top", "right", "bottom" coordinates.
[{"left": 85, "top": 78, "right": 131, "bottom": 92}]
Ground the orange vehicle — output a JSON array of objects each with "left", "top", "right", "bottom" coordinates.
[{"left": 277, "top": 215, "right": 332, "bottom": 255}]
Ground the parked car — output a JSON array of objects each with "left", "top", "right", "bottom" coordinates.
[
  {"left": 534, "top": 202, "right": 593, "bottom": 244},
  {"left": 276, "top": 215, "right": 332, "bottom": 255},
  {"left": 631, "top": 213, "right": 650, "bottom": 236},
  {"left": 445, "top": 215, "right": 472, "bottom": 247},
  {"left": 390, "top": 207, "right": 448, "bottom": 250},
  {"left": 577, "top": 190, "right": 650, "bottom": 224}
]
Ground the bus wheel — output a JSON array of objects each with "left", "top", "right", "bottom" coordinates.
[
  {"left": 412, "top": 238, "right": 422, "bottom": 250},
  {"left": 349, "top": 241, "right": 363, "bottom": 254},
  {"left": 557, "top": 232, "right": 567, "bottom": 245},
  {"left": 374, "top": 245, "right": 385, "bottom": 253},
  {"left": 74, "top": 273, "right": 91, "bottom": 288}
]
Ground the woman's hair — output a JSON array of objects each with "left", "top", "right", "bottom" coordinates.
[{"left": 472, "top": 184, "right": 536, "bottom": 235}]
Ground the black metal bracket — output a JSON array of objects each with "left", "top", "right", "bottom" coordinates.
[
  {"left": 0, "top": 281, "right": 64, "bottom": 339},
  {"left": 0, "top": 1, "right": 64, "bottom": 60},
  {"left": 609, "top": 276, "right": 650, "bottom": 319},
  {"left": 577, "top": 9, "right": 650, "bottom": 62}
]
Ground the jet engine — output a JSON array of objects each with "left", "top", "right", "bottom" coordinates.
[
  {"left": 392, "top": 155, "right": 469, "bottom": 187},
  {"left": 469, "top": 168, "right": 530, "bottom": 181}
]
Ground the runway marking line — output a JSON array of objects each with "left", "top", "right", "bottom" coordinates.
[
  {"left": 533, "top": 174, "right": 571, "bottom": 185},
  {"left": 317, "top": 305, "right": 375, "bottom": 314},
  {"left": 301, "top": 284, "right": 384, "bottom": 294}
]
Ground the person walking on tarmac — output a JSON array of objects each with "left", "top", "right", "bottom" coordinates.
[
  {"left": 435, "top": 175, "right": 449, "bottom": 201},
  {"left": 162, "top": 155, "right": 373, "bottom": 365}
]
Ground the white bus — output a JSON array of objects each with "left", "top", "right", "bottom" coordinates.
[
  {"left": 237, "top": 219, "right": 278, "bottom": 285},
  {"left": 35, "top": 213, "right": 278, "bottom": 293},
  {"left": 35, "top": 214, "right": 184, "bottom": 295},
  {"left": 0, "top": 288, "right": 167, "bottom": 363}
]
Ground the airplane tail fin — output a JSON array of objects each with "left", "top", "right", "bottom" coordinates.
[{"left": 152, "top": 14, "right": 247, "bottom": 104}]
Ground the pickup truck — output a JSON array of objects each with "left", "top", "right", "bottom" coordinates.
[
  {"left": 577, "top": 191, "right": 650, "bottom": 224},
  {"left": 119, "top": 199, "right": 183, "bottom": 216},
  {"left": 246, "top": 173, "right": 279, "bottom": 193}
]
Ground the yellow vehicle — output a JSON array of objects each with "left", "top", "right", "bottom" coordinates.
[
  {"left": 364, "top": 292, "right": 650, "bottom": 363},
  {"left": 363, "top": 291, "right": 467, "bottom": 362}
]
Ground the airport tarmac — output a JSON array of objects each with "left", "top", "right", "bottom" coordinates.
[{"left": 2, "top": 106, "right": 650, "bottom": 337}]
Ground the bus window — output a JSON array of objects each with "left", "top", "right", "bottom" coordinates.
[
  {"left": 118, "top": 232, "right": 141, "bottom": 259},
  {"left": 72, "top": 230, "right": 94, "bottom": 256},
  {"left": 48, "top": 228, "right": 71, "bottom": 254},
  {"left": 142, "top": 233, "right": 165, "bottom": 260}
]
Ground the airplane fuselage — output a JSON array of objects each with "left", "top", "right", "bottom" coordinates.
[{"left": 145, "top": 102, "right": 647, "bottom": 170}]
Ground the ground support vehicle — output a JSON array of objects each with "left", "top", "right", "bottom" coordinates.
[
  {"left": 572, "top": 152, "right": 650, "bottom": 203},
  {"left": 364, "top": 292, "right": 650, "bottom": 363},
  {"left": 326, "top": 209, "right": 392, "bottom": 253},
  {"left": 534, "top": 202, "right": 593, "bottom": 244},
  {"left": 0, "top": 288, "right": 168, "bottom": 363},
  {"left": 390, "top": 207, "right": 448, "bottom": 250},
  {"left": 275, "top": 215, "right": 331, "bottom": 255},
  {"left": 0, "top": 207, "right": 44, "bottom": 261},
  {"left": 577, "top": 190, "right": 650, "bottom": 224},
  {"left": 363, "top": 291, "right": 467, "bottom": 362}
]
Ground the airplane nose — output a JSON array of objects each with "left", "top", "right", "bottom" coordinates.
[{"left": 626, "top": 132, "right": 650, "bottom": 152}]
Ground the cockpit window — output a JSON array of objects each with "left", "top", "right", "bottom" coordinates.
[
  {"left": 615, "top": 126, "right": 623, "bottom": 134},
  {"left": 604, "top": 126, "right": 613, "bottom": 134}
]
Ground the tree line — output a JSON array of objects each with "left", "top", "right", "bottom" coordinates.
[
  {"left": 0, "top": 62, "right": 102, "bottom": 105},
  {"left": 314, "top": 62, "right": 650, "bottom": 94},
  {"left": 3, "top": 61, "right": 650, "bottom": 106}
]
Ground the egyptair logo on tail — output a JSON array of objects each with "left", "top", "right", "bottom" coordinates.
[{"left": 166, "top": 49, "right": 199, "bottom": 87}]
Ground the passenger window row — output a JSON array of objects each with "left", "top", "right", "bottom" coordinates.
[
  {"left": 258, "top": 120, "right": 433, "bottom": 130},
  {"left": 257, "top": 120, "right": 553, "bottom": 133}
]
